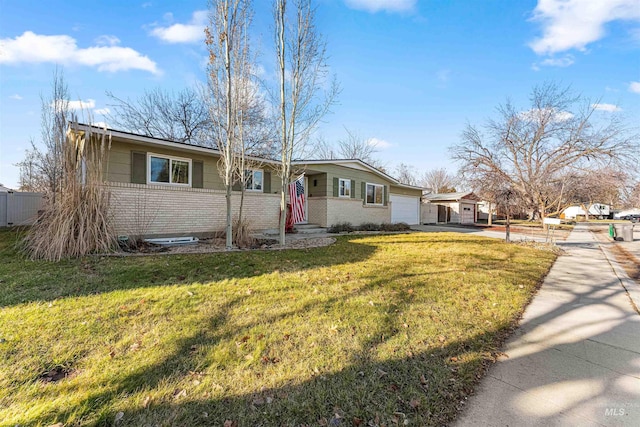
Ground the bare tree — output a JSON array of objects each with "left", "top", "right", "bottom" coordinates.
[
  {"left": 394, "top": 162, "right": 418, "bottom": 186},
  {"left": 15, "top": 145, "right": 46, "bottom": 191},
  {"left": 106, "top": 87, "right": 211, "bottom": 145},
  {"left": 420, "top": 168, "right": 457, "bottom": 194},
  {"left": 273, "top": 0, "right": 339, "bottom": 245},
  {"left": 451, "top": 82, "right": 639, "bottom": 223},
  {"left": 15, "top": 69, "right": 70, "bottom": 200},
  {"left": 310, "top": 127, "right": 387, "bottom": 171},
  {"left": 564, "top": 168, "right": 629, "bottom": 218},
  {"left": 625, "top": 180, "right": 640, "bottom": 208},
  {"left": 337, "top": 128, "right": 377, "bottom": 161},
  {"left": 206, "top": 0, "right": 254, "bottom": 249}
]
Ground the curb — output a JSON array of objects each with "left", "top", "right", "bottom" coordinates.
[{"left": 598, "top": 239, "right": 640, "bottom": 313}]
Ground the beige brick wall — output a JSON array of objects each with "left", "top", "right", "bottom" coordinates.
[
  {"left": 307, "top": 197, "right": 327, "bottom": 227},
  {"left": 307, "top": 196, "right": 390, "bottom": 227},
  {"left": 106, "top": 182, "right": 280, "bottom": 237}
]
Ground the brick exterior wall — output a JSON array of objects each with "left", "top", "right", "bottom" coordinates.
[
  {"left": 307, "top": 196, "right": 390, "bottom": 227},
  {"left": 106, "top": 182, "right": 280, "bottom": 237}
]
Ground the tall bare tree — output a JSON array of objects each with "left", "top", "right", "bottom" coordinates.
[
  {"left": 206, "top": 0, "right": 254, "bottom": 249},
  {"left": 274, "top": 0, "right": 338, "bottom": 245},
  {"left": 15, "top": 69, "right": 71, "bottom": 201},
  {"left": 563, "top": 168, "right": 629, "bottom": 218},
  {"left": 394, "top": 162, "right": 418, "bottom": 186},
  {"left": 451, "top": 82, "right": 639, "bottom": 223},
  {"left": 106, "top": 87, "right": 211, "bottom": 145},
  {"left": 310, "top": 127, "right": 386, "bottom": 171},
  {"left": 420, "top": 168, "right": 457, "bottom": 193}
]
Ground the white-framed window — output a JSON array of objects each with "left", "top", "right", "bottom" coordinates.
[
  {"left": 244, "top": 169, "right": 263, "bottom": 191},
  {"left": 366, "top": 183, "right": 384, "bottom": 205},
  {"left": 339, "top": 178, "right": 351, "bottom": 197},
  {"left": 148, "top": 153, "right": 191, "bottom": 186}
]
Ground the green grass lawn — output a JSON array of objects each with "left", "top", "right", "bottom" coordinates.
[{"left": 0, "top": 229, "right": 556, "bottom": 426}]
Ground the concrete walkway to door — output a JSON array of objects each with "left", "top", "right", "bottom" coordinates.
[{"left": 454, "top": 223, "right": 640, "bottom": 426}]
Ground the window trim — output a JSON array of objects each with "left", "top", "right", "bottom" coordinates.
[
  {"left": 338, "top": 178, "right": 351, "bottom": 198},
  {"left": 147, "top": 152, "right": 192, "bottom": 187},
  {"left": 244, "top": 169, "right": 264, "bottom": 192},
  {"left": 366, "top": 183, "right": 384, "bottom": 205}
]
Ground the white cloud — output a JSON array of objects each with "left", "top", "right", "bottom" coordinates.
[
  {"left": 344, "top": 0, "right": 416, "bottom": 13},
  {"left": 592, "top": 103, "right": 622, "bottom": 112},
  {"left": 92, "top": 121, "right": 109, "bottom": 128},
  {"left": 150, "top": 10, "right": 207, "bottom": 44},
  {"left": 9, "top": 94, "right": 22, "bottom": 100},
  {"left": 51, "top": 99, "right": 96, "bottom": 111},
  {"left": 95, "top": 35, "right": 120, "bottom": 46},
  {"left": 0, "top": 31, "right": 159, "bottom": 74},
  {"left": 529, "top": 0, "right": 640, "bottom": 55},
  {"left": 69, "top": 99, "right": 96, "bottom": 110},
  {"left": 94, "top": 107, "right": 111, "bottom": 115},
  {"left": 629, "top": 81, "right": 640, "bottom": 94},
  {"left": 367, "top": 137, "right": 393, "bottom": 149},
  {"left": 519, "top": 108, "right": 574, "bottom": 123},
  {"left": 540, "top": 55, "right": 575, "bottom": 67}
]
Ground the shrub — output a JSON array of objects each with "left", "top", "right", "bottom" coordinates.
[
  {"left": 327, "top": 222, "right": 354, "bottom": 233},
  {"left": 380, "top": 222, "right": 411, "bottom": 232},
  {"left": 233, "top": 216, "right": 255, "bottom": 248},
  {"left": 357, "top": 222, "right": 380, "bottom": 231}
]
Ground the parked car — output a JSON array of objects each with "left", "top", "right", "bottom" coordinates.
[{"left": 621, "top": 213, "right": 640, "bottom": 223}]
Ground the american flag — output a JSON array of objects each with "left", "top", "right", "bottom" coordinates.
[{"left": 289, "top": 175, "right": 306, "bottom": 224}]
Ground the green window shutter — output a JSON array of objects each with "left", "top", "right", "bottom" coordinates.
[
  {"left": 232, "top": 181, "right": 241, "bottom": 191},
  {"left": 383, "top": 185, "right": 388, "bottom": 206},
  {"left": 192, "top": 161, "right": 203, "bottom": 188},
  {"left": 333, "top": 177, "right": 339, "bottom": 197},
  {"left": 131, "top": 151, "right": 146, "bottom": 184},
  {"left": 361, "top": 182, "right": 366, "bottom": 202},
  {"left": 350, "top": 180, "right": 356, "bottom": 198},
  {"left": 263, "top": 171, "right": 271, "bottom": 193}
]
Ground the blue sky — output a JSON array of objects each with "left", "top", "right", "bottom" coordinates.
[{"left": 1, "top": 0, "right": 639, "bottom": 188}]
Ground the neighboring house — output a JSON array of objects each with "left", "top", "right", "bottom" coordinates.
[
  {"left": 421, "top": 191, "right": 480, "bottom": 224},
  {"left": 477, "top": 200, "right": 497, "bottom": 222},
  {"left": 562, "top": 203, "right": 610, "bottom": 220},
  {"left": 0, "top": 184, "right": 13, "bottom": 192},
  {"left": 75, "top": 124, "right": 423, "bottom": 237}
]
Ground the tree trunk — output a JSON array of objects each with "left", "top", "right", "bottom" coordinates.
[
  {"left": 279, "top": 179, "right": 287, "bottom": 246},
  {"left": 488, "top": 201, "right": 493, "bottom": 226},
  {"left": 505, "top": 208, "right": 511, "bottom": 243},
  {"left": 225, "top": 184, "right": 233, "bottom": 249}
]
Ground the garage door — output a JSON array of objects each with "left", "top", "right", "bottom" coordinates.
[
  {"left": 390, "top": 194, "right": 420, "bottom": 224},
  {"left": 460, "top": 203, "right": 475, "bottom": 224}
]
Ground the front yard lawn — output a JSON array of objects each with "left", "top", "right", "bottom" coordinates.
[{"left": 0, "top": 230, "right": 555, "bottom": 426}]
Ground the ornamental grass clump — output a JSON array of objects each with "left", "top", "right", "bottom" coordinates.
[{"left": 24, "top": 122, "right": 117, "bottom": 261}]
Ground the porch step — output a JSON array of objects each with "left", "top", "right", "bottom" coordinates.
[
  {"left": 295, "top": 223, "right": 322, "bottom": 230},
  {"left": 296, "top": 224, "right": 327, "bottom": 234}
]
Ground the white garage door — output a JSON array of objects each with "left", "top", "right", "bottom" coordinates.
[
  {"left": 460, "top": 203, "right": 475, "bottom": 224},
  {"left": 390, "top": 194, "right": 420, "bottom": 224}
]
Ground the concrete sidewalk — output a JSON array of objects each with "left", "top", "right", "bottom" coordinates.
[{"left": 454, "top": 223, "right": 640, "bottom": 426}]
